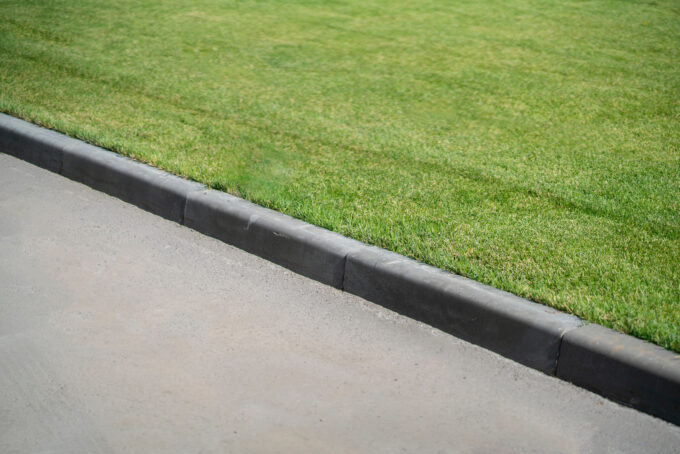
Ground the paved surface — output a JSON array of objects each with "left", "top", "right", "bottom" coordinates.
[{"left": 1, "top": 153, "right": 678, "bottom": 453}]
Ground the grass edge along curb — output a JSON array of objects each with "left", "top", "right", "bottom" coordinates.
[{"left": 1, "top": 112, "right": 678, "bottom": 426}]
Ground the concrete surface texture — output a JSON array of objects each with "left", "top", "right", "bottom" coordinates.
[
  {"left": 1, "top": 153, "right": 679, "bottom": 453},
  {"left": 5, "top": 114, "right": 679, "bottom": 423}
]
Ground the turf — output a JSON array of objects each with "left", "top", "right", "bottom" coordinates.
[{"left": 1, "top": 0, "right": 678, "bottom": 351}]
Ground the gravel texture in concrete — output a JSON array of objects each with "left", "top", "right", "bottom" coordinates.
[{"left": 1, "top": 153, "right": 679, "bottom": 453}]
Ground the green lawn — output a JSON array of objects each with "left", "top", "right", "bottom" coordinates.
[{"left": 1, "top": 0, "right": 678, "bottom": 351}]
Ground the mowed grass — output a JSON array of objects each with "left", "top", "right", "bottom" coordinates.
[{"left": 1, "top": 0, "right": 678, "bottom": 350}]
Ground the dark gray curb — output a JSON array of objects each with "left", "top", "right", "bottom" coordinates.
[
  {"left": 557, "top": 324, "right": 680, "bottom": 425},
  {"left": 0, "top": 114, "right": 205, "bottom": 223},
  {"left": 62, "top": 142, "right": 205, "bottom": 223},
  {"left": 0, "top": 114, "right": 68, "bottom": 172},
  {"left": 2, "top": 112, "right": 679, "bottom": 426},
  {"left": 184, "top": 190, "right": 365, "bottom": 288},
  {"left": 344, "top": 246, "right": 582, "bottom": 374}
]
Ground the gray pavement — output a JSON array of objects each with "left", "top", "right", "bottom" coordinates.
[{"left": 1, "top": 153, "right": 678, "bottom": 453}]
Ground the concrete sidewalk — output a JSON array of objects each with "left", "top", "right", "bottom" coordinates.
[{"left": 1, "top": 153, "right": 678, "bottom": 453}]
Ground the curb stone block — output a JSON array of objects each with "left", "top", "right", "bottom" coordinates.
[
  {"left": 184, "top": 190, "right": 364, "bottom": 288},
  {"left": 344, "top": 246, "right": 583, "bottom": 374},
  {"left": 0, "top": 114, "right": 65, "bottom": 172},
  {"left": 61, "top": 142, "right": 205, "bottom": 223},
  {"left": 184, "top": 189, "right": 264, "bottom": 251},
  {"left": 557, "top": 324, "right": 680, "bottom": 425}
]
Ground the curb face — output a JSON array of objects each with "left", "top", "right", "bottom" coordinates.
[
  {"left": 184, "top": 190, "right": 365, "bottom": 288},
  {"left": 0, "top": 114, "right": 206, "bottom": 223},
  {"left": 344, "top": 246, "right": 583, "bottom": 374},
  {"left": 2, "top": 112, "right": 679, "bottom": 426},
  {"left": 557, "top": 324, "right": 680, "bottom": 425},
  {"left": 61, "top": 142, "right": 205, "bottom": 223},
  {"left": 0, "top": 114, "right": 66, "bottom": 172}
]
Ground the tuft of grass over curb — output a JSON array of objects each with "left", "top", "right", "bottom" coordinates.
[{"left": 1, "top": 0, "right": 678, "bottom": 351}]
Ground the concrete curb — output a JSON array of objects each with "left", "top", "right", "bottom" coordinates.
[
  {"left": 557, "top": 324, "right": 680, "bottom": 425},
  {"left": 184, "top": 189, "right": 366, "bottom": 288},
  {"left": 0, "top": 114, "right": 204, "bottom": 223},
  {"left": 343, "top": 246, "right": 582, "bottom": 374},
  {"left": 62, "top": 141, "right": 205, "bottom": 223},
  {"left": 2, "top": 112, "right": 679, "bottom": 425}
]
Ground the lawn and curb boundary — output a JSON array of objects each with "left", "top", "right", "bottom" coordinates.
[{"left": 2, "top": 113, "right": 679, "bottom": 425}]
